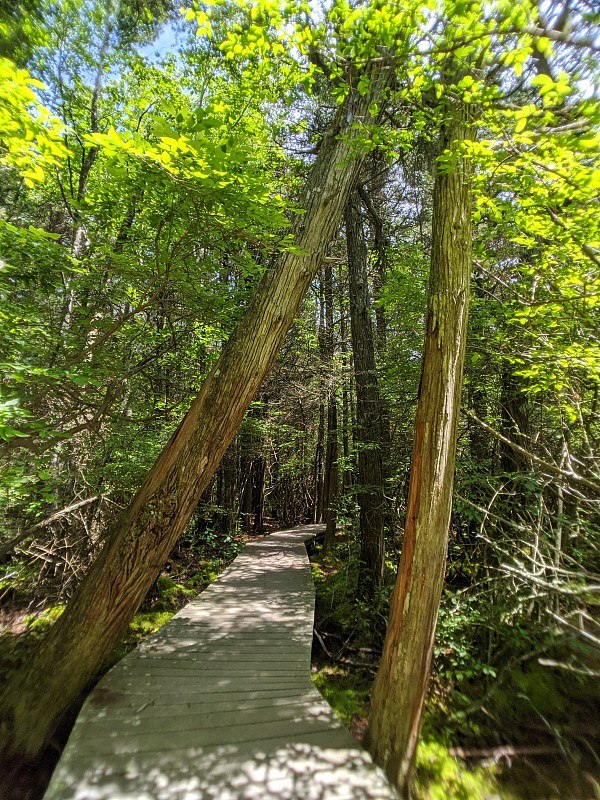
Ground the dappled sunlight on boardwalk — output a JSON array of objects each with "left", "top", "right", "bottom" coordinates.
[
  {"left": 47, "top": 743, "right": 395, "bottom": 799},
  {"left": 44, "top": 525, "right": 397, "bottom": 800}
]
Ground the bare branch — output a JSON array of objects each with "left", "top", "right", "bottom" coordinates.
[
  {"left": 468, "top": 412, "right": 600, "bottom": 494},
  {"left": 0, "top": 496, "right": 101, "bottom": 560},
  {"left": 546, "top": 206, "right": 600, "bottom": 268},
  {"left": 521, "top": 25, "right": 600, "bottom": 53}
]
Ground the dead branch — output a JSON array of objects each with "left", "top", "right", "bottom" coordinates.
[
  {"left": 0, "top": 496, "right": 100, "bottom": 561},
  {"left": 468, "top": 412, "right": 600, "bottom": 495}
]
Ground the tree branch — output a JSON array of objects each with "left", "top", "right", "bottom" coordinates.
[
  {"left": 0, "top": 496, "right": 100, "bottom": 560},
  {"left": 468, "top": 412, "right": 600, "bottom": 494}
]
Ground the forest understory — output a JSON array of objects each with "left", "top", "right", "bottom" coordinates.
[
  {"left": 1, "top": 520, "right": 597, "bottom": 799},
  {"left": 308, "top": 528, "right": 600, "bottom": 800}
]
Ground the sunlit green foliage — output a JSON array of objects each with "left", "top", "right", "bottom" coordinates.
[{"left": 0, "top": 58, "right": 67, "bottom": 184}]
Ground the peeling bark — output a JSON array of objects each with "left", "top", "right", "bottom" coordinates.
[
  {"left": 367, "top": 110, "right": 474, "bottom": 797},
  {"left": 346, "top": 192, "right": 387, "bottom": 592},
  {"left": 322, "top": 262, "right": 339, "bottom": 550}
]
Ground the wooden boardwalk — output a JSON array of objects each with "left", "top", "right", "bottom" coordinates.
[{"left": 45, "top": 524, "right": 397, "bottom": 799}]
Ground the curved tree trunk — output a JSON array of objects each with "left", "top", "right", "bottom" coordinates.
[
  {"left": 0, "top": 59, "right": 396, "bottom": 766},
  {"left": 367, "top": 111, "right": 473, "bottom": 797}
]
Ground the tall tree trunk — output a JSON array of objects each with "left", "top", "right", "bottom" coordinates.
[
  {"left": 361, "top": 176, "right": 394, "bottom": 531},
  {"left": 322, "top": 263, "right": 339, "bottom": 549},
  {"left": 0, "top": 59, "right": 396, "bottom": 766},
  {"left": 250, "top": 397, "right": 267, "bottom": 533},
  {"left": 359, "top": 163, "right": 389, "bottom": 352},
  {"left": 314, "top": 280, "right": 326, "bottom": 522},
  {"left": 323, "top": 396, "right": 339, "bottom": 547},
  {"left": 339, "top": 287, "right": 353, "bottom": 494},
  {"left": 239, "top": 407, "right": 259, "bottom": 532},
  {"left": 500, "top": 367, "right": 531, "bottom": 473},
  {"left": 53, "top": 16, "right": 111, "bottom": 364},
  {"left": 313, "top": 400, "right": 325, "bottom": 522},
  {"left": 240, "top": 459, "right": 254, "bottom": 534},
  {"left": 367, "top": 111, "right": 473, "bottom": 797},
  {"left": 346, "top": 192, "right": 386, "bottom": 593},
  {"left": 218, "top": 440, "right": 238, "bottom": 535},
  {"left": 252, "top": 456, "right": 266, "bottom": 533}
]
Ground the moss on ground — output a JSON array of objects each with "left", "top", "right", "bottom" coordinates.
[
  {"left": 151, "top": 576, "right": 196, "bottom": 610},
  {"left": 23, "top": 604, "right": 66, "bottom": 635},
  {"left": 128, "top": 609, "right": 175, "bottom": 640},
  {"left": 311, "top": 665, "right": 371, "bottom": 726},
  {"left": 414, "top": 740, "right": 507, "bottom": 800}
]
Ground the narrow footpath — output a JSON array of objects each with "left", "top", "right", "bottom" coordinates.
[{"left": 45, "top": 524, "right": 397, "bottom": 800}]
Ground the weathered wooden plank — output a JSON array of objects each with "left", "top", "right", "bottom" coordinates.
[
  {"left": 44, "top": 525, "right": 397, "bottom": 800},
  {"left": 108, "top": 669, "right": 309, "bottom": 681},
  {"left": 126, "top": 653, "right": 309, "bottom": 667},
  {"left": 77, "top": 694, "right": 332, "bottom": 728},
  {"left": 98, "top": 676, "right": 311, "bottom": 695},
  {"left": 111, "top": 660, "right": 310, "bottom": 674},
  {"left": 78, "top": 694, "right": 323, "bottom": 724},
  {"left": 60, "top": 712, "right": 348, "bottom": 757},
  {"left": 118, "top": 652, "right": 310, "bottom": 666},
  {"left": 47, "top": 740, "right": 396, "bottom": 800},
  {"left": 77, "top": 689, "right": 313, "bottom": 723}
]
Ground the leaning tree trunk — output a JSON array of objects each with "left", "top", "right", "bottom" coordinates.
[
  {"left": 367, "top": 110, "right": 473, "bottom": 797},
  {"left": 0, "top": 59, "right": 396, "bottom": 767},
  {"left": 346, "top": 191, "right": 387, "bottom": 593}
]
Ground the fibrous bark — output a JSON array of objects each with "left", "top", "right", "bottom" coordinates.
[
  {"left": 322, "top": 262, "right": 339, "bottom": 550},
  {"left": 367, "top": 110, "right": 473, "bottom": 797},
  {"left": 314, "top": 280, "right": 326, "bottom": 522},
  {"left": 346, "top": 192, "right": 386, "bottom": 593}
]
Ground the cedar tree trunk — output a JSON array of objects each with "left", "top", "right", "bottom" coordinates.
[
  {"left": 367, "top": 111, "right": 473, "bottom": 797},
  {"left": 322, "top": 262, "right": 339, "bottom": 549},
  {"left": 346, "top": 192, "right": 386, "bottom": 593}
]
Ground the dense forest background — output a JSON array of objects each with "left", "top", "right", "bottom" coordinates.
[{"left": 1, "top": 0, "right": 599, "bottom": 798}]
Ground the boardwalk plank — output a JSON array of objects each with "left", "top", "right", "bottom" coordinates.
[
  {"left": 78, "top": 689, "right": 314, "bottom": 722},
  {"left": 79, "top": 696, "right": 329, "bottom": 724},
  {"left": 98, "top": 676, "right": 311, "bottom": 694},
  {"left": 75, "top": 697, "right": 329, "bottom": 734},
  {"left": 56, "top": 717, "right": 351, "bottom": 758},
  {"left": 44, "top": 525, "right": 397, "bottom": 800}
]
